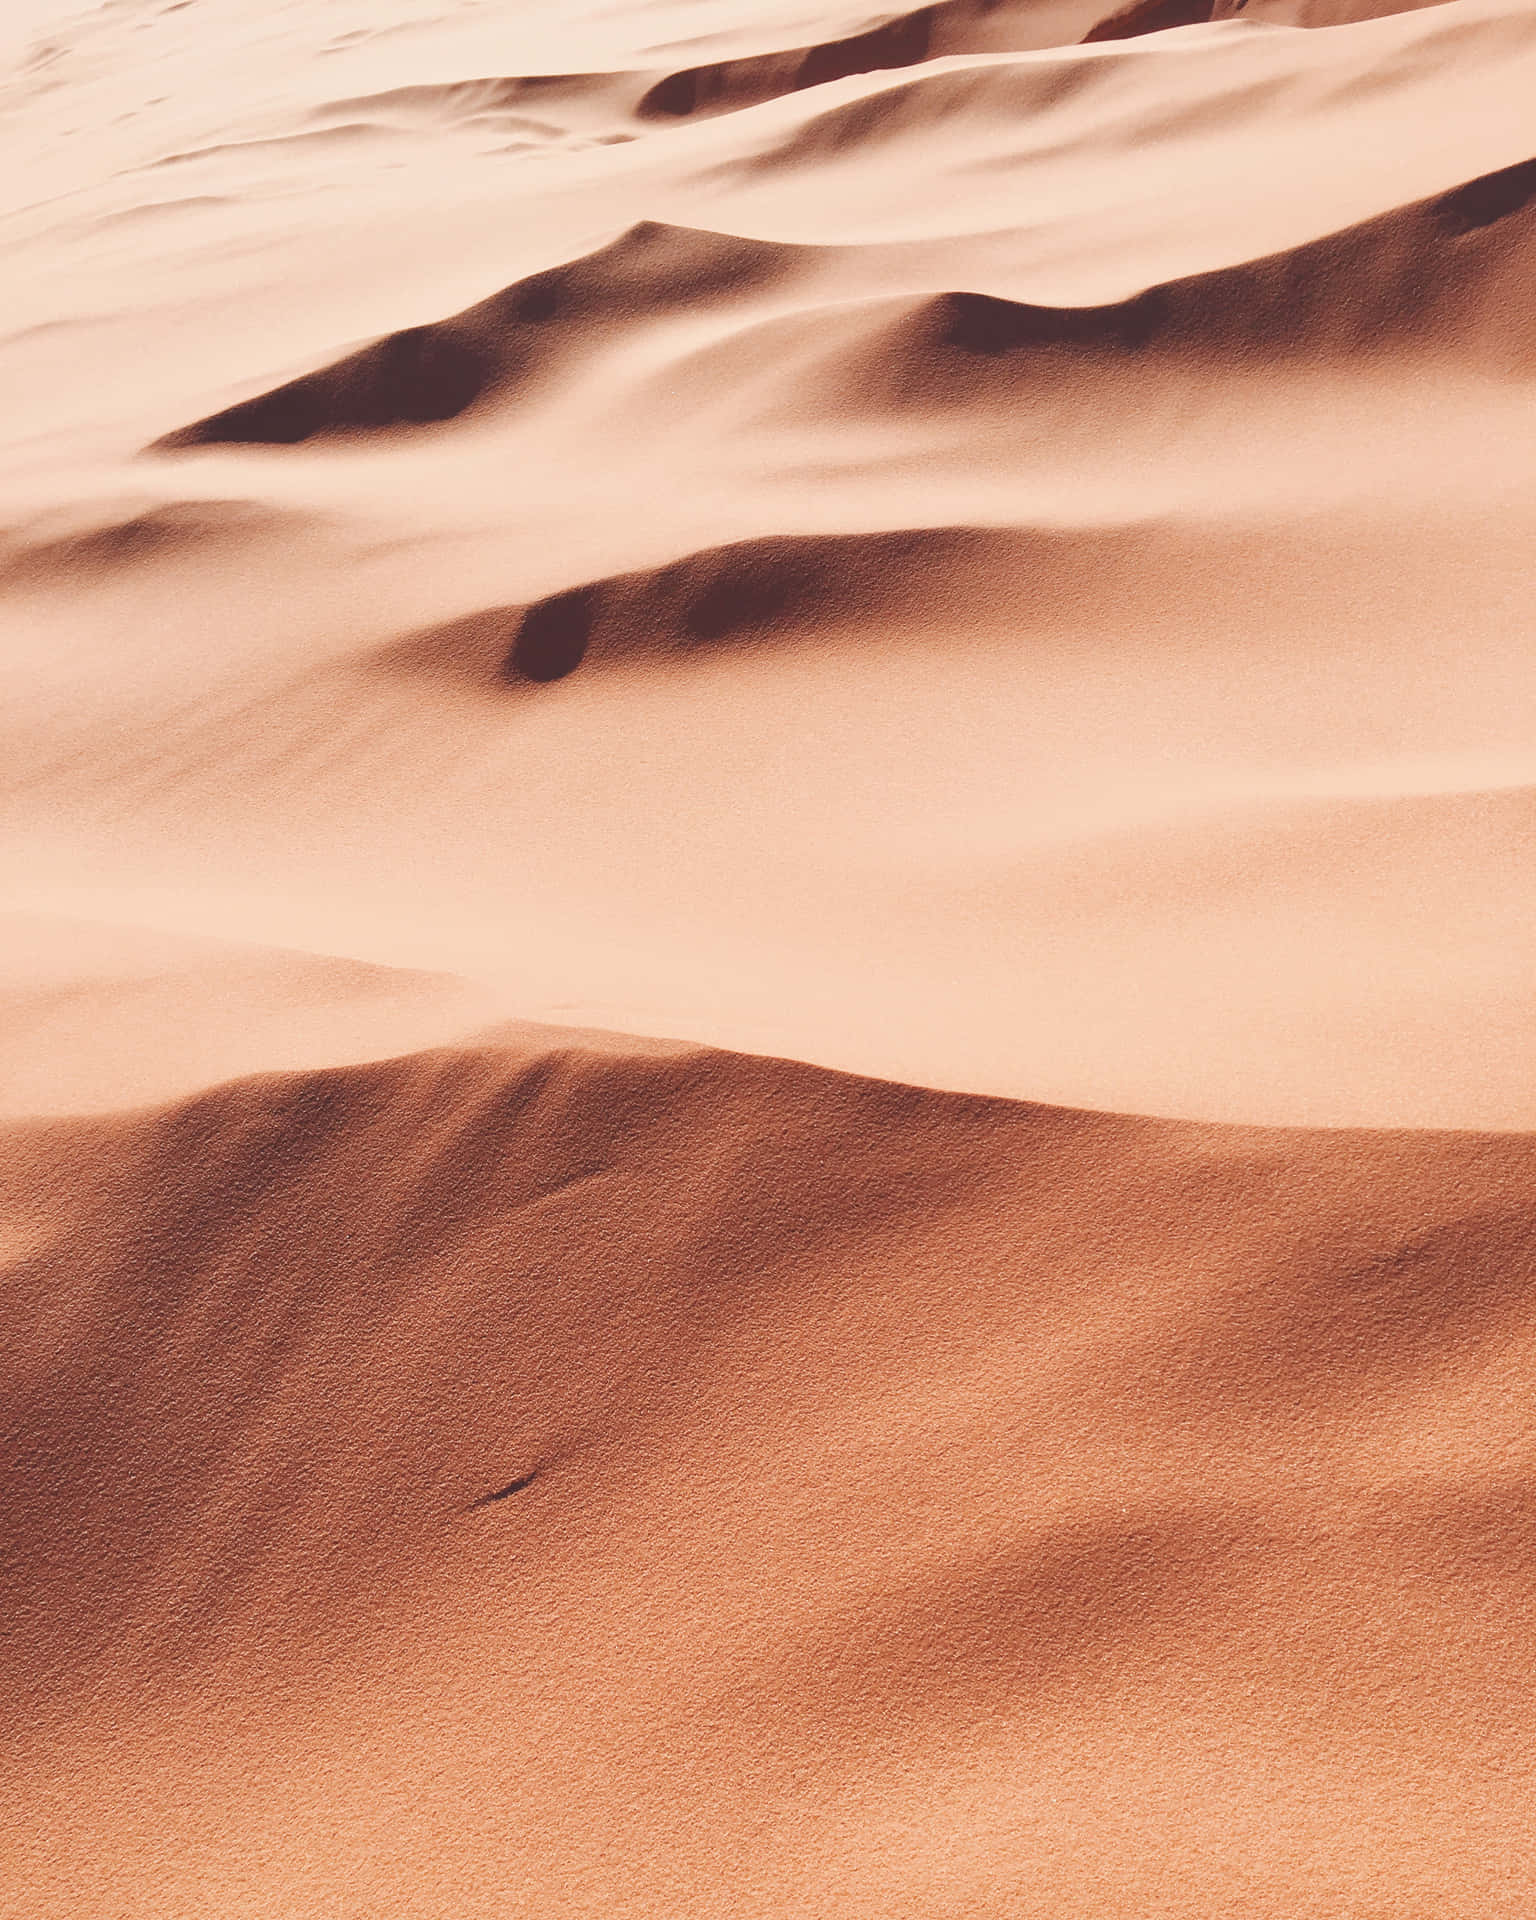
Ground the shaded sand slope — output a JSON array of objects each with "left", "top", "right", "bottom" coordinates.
[
  {"left": 4, "top": 1030, "right": 1535, "bottom": 1916},
  {"left": 151, "top": 220, "right": 820, "bottom": 448},
  {"left": 630, "top": 0, "right": 1115, "bottom": 120}
]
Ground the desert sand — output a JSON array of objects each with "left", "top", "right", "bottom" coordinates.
[{"left": 2, "top": 0, "right": 1534, "bottom": 1913}]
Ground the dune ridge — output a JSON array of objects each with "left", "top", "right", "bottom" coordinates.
[
  {"left": 150, "top": 140, "right": 1535, "bottom": 455},
  {"left": 152, "top": 220, "right": 813, "bottom": 447},
  {"left": 300, "top": 0, "right": 1142, "bottom": 147},
  {"left": 392, "top": 525, "right": 1008, "bottom": 685}
]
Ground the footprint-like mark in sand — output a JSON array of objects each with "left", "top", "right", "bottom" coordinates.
[{"left": 469, "top": 1470, "right": 540, "bottom": 1510}]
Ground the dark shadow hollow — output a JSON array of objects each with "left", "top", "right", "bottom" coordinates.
[
  {"left": 940, "top": 287, "right": 1168, "bottom": 354},
  {"left": 1436, "top": 156, "right": 1536, "bottom": 237},
  {"left": 505, "top": 585, "right": 597, "bottom": 683}
]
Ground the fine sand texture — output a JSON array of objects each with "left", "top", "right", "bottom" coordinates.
[{"left": 2, "top": 0, "right": 1534, "bottom": 1914}]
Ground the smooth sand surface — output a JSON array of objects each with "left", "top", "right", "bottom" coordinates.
[{"left": 2, "top": 0, "right": 1534, "bottom": 1913}]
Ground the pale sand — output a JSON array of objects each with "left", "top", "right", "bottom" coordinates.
[{"left": 2, "top": 0, "right": 1534, "bottom": 1912}]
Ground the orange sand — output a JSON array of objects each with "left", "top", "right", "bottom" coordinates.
[{"left": 2, "top": 0, "right": 1534, "bottom": 1912}]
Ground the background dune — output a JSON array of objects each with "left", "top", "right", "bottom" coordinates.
[{"left": 3, "top": 0, "right": 1534, "bottom": 1912}]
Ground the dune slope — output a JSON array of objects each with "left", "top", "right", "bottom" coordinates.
[{"left": 5, "top": 1030, "right": 1536, "bottom": 1916}]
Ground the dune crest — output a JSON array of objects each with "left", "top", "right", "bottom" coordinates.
[{"left": 152, "top": 220, "right": 812, "bottom": 448}]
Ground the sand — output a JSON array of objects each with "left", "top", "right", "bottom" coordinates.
[{"left": 2, "top": 0, "right": 1533, "bottom": 1913}]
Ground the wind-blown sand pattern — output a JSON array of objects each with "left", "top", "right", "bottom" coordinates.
[{"left": 2, "top": 1, "right": 1534, "bottom": 1914}]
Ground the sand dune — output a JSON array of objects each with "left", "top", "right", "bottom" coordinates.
[
  {"left": 150, "top": 152, "right": 1536, "bottom": 450},
  {"left": 4, "top": 0, "right": 1536, "bottom": 1910},
  {"left": 5, "top": 1030, "right": 1536, "bottom": 1914},
  {"left": 636, "top": 0, "right": 1118, "bottom": 118},
  {"left": 154, "top": 220, "right": 814, "bottom": 447}
]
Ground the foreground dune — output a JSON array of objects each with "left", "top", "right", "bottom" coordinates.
[
  {"left": 3, "top": 0, "right": 1534, "bottom": 1910},
  {"left": 6, "top": 1027, "right": 1536, "bottom": 1916}
]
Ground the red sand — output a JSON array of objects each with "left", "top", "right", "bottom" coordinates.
[{"left": 2, "top": 0, "right": 1534, "bottom": 1912}]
